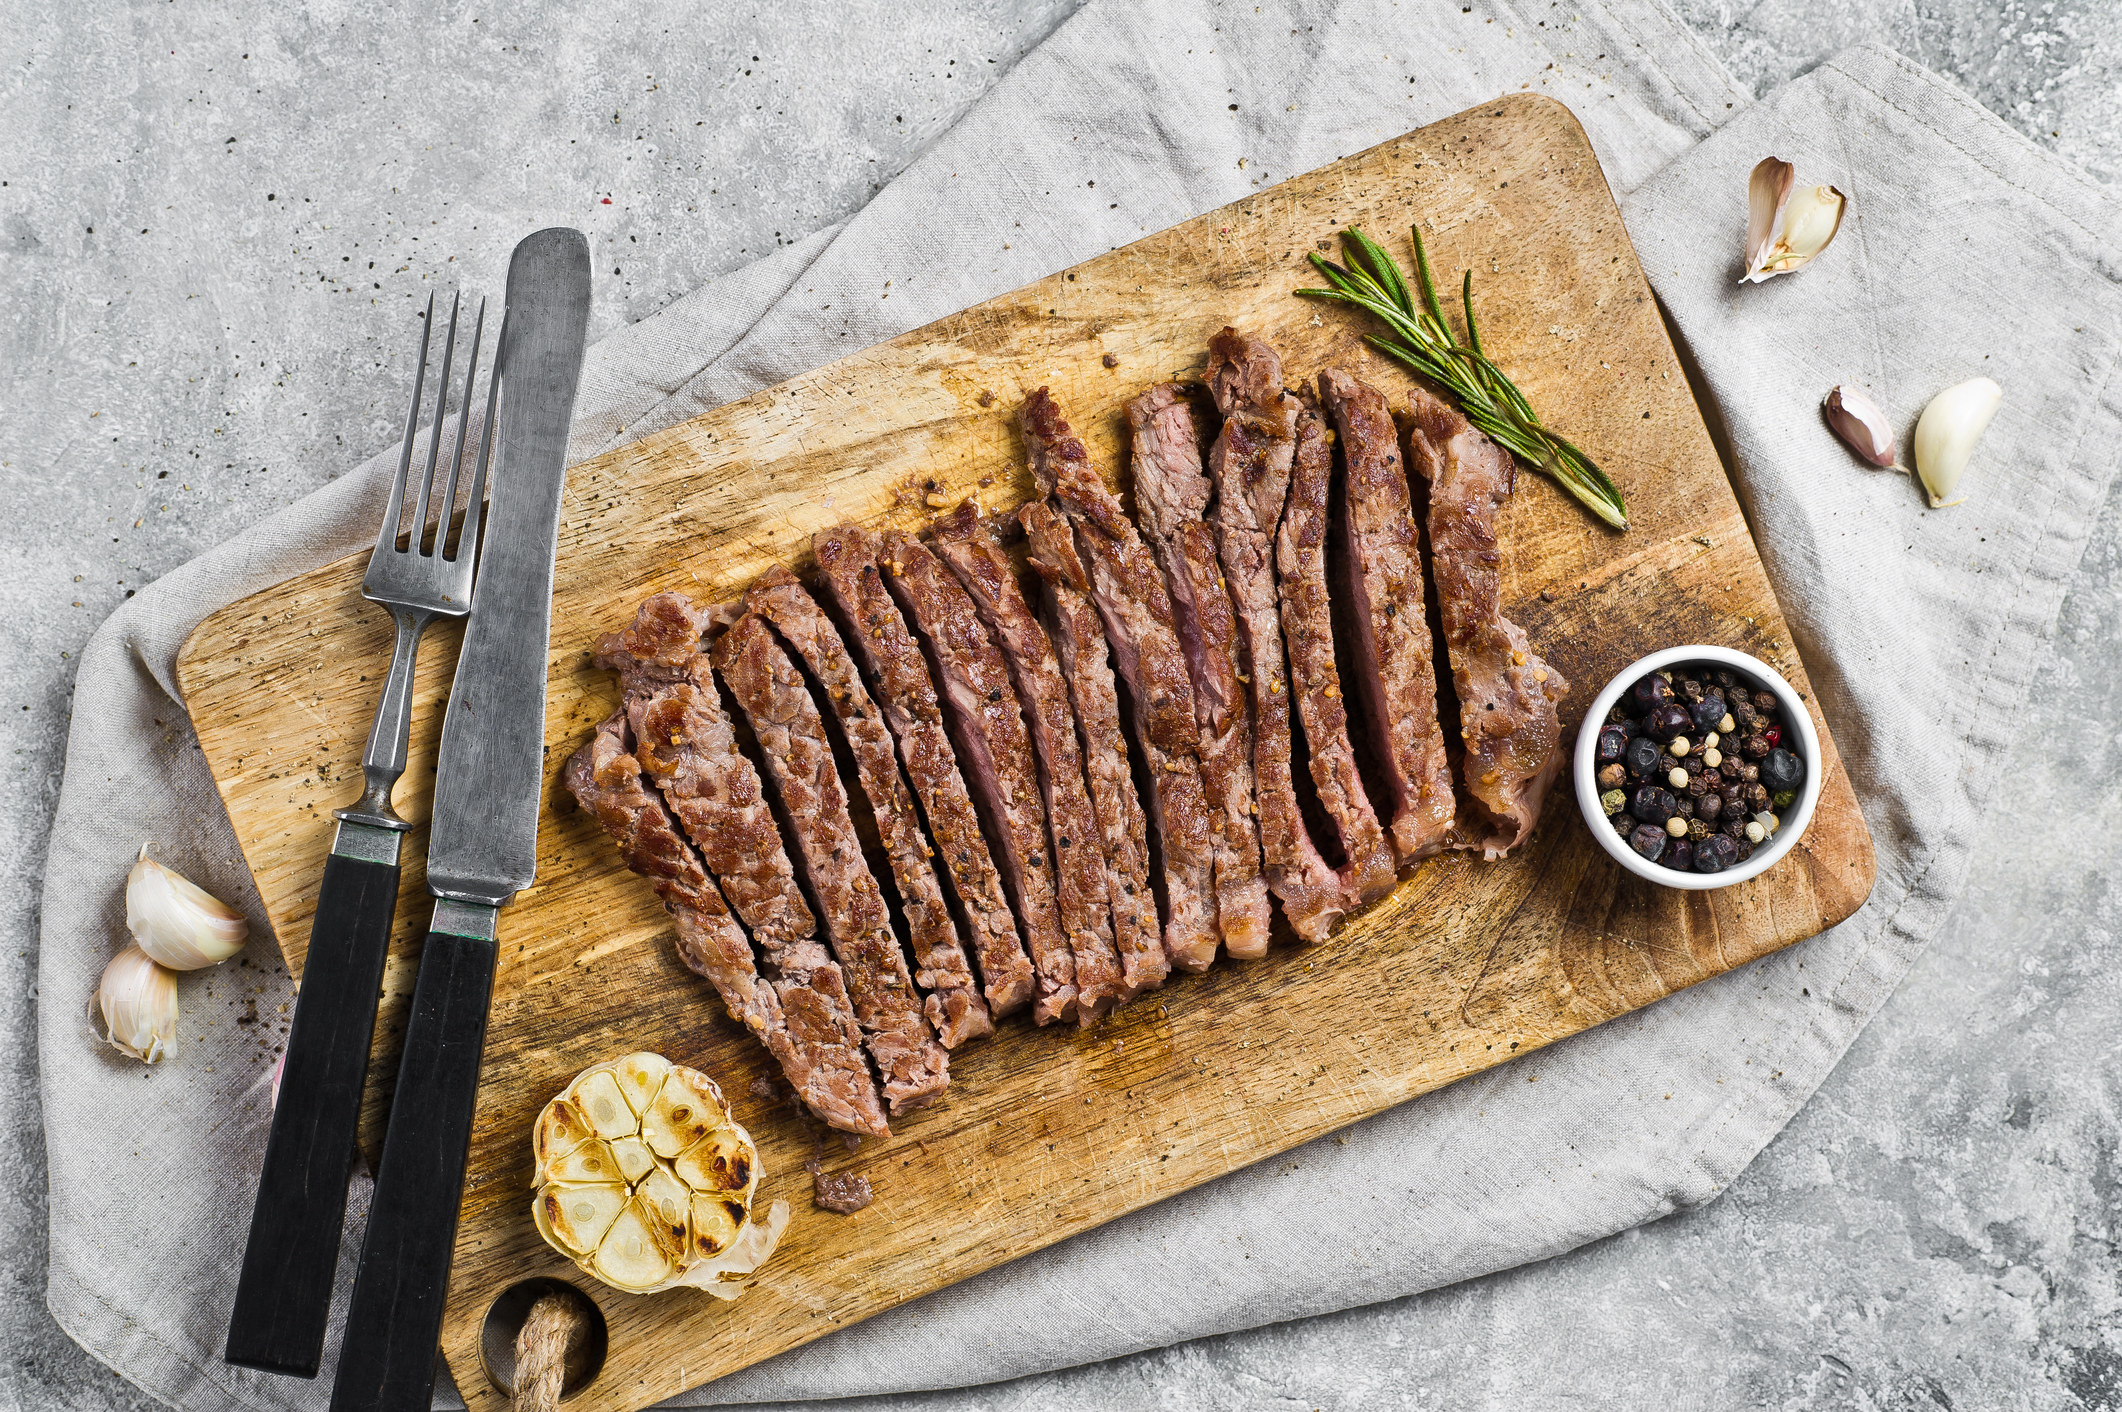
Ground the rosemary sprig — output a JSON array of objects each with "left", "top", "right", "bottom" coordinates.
[{"left": 1298, "top": 225, "right": 1629, "bottom": 530}]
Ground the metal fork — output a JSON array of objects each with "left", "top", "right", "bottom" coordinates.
[{"left": 225, "top": 292, "right": 501, "bottom": 1380}]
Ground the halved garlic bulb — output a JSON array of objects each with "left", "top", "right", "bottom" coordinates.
[
  {"left": 126, "top": 845, "right": 248, "bottom": 970},
  {"left": 93, "top": 944, "right": 179, "bottom": 1063},
  {"left": 530, "top": 1051, "right": 787, "bottom": 1297}
]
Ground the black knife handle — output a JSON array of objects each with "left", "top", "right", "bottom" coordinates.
[
  {"left": 225, "top": 842, "right": 403, "bottom": 1378},
  {"left": 330, "top": 922, "right": 498, "bottom": 1412}
]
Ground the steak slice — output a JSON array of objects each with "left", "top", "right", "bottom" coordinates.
[
  {"left": 1278, "top": 392, "right": 1398, "bottom": 906},
  {"left": 880, "top": 531, "right": 1078, "bottom": 1025},
  {"left": 930, "top": 500, "right": 1125, "bottom": 1024},
  {"left": 1020, "top": 387, "right": 1220, "bottom": 973},
  {"left": 714, "top": 612, "right": 949, "bottom": 1113},
  {"left": 813, "top": 524, "right": 1034, "bottom": 1019},
  {"left": 1126, "top": 384, "right": 1273, "bottom": 959},
  {"left": 747, "top": 565, "right": 993, "bottom": 1049},
  {"left": 1317, "top": 369, "right": 1455, "bottom": 869},
  {"left": 1404, "top": 385, "right": 1569, "bottom": 858},
  {"left": 1019, "top": 501, "right": 1167, "bottom": 998},
  {"left": 1204, "top": 329, "right": 1345, "bottom": 942},
  {"left": 565, "top": 711, "right": 889, "bottom": 1137},
  {"left": 591, "top": 593, "right": 887, "bottom": 1135}
]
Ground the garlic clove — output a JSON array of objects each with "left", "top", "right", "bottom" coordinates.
[
  {"left": 1823, "top": 385, "right": 1898, "bottom": 467},
  {"left": 1914, "top": 377, "right": 2002, "bottom": 508},
  {"left": 1742, "top": 157, "right": 1846, "bottom": 282},
  {"left": 642, "top": 1065, "right": 728, "bottom": 1158},
  {"left": 126, "top": 845, "right": 248, "bottom": 971},
  {"left": 92, "top": 944, "right": 179, "bottom": 1063},
  {"left": 678, "top": 1199, "right": 789, "bottom": 1300}
]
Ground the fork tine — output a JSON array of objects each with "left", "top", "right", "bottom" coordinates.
[
  {"left": 438, "top": 298, "right": 486, "bottom": 563},
  {"left": 457, "top": 307, "right": 507, "bottom": 566},
  {"left": 375, "top": 291, "right": 435, "bottom": 558},
  {"left": 414, "top": 291, "right": 461, "bottom": 555}
]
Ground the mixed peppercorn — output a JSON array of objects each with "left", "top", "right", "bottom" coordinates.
[{"left": 1593, "top": 665, "right": 1806, "bottom": 876}]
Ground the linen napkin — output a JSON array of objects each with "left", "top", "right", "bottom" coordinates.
[{"left": 36, "top": 0, "right": 2121, "bottom": 1408}]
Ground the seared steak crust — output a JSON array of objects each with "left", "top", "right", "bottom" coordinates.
[
  {"left": 931, "top": 501, "right": 1125, "bottom": 1023},
  {"left": 1020, "top": 502, "right": 1167, "bottom": 998},
  {"left": 714, "top": 613, "right": 950, "bottom": 1113},
  {"left": 1404, "top": 386, "right": 1568, "bottom": 859},
  {"left": 1204, "top": 330, "right": 1345, "bottom": 942},
  {"left": 1278, "top": 394, "right": 1398, "bottom": 905},
  {"left": 881, "top": 531, "right": 1078, "bottom": 1025},
  {"left": 1318, "top": 369, "right": 1455, "bottom": 868},
  {"left": 1021, "top": 387, "right": 1220, "bottom": 972},
  {"left": 565, "top": 713, "right": 889, "bottom": 1137},
  {"left": 813, "top": 524, "right": 1034, "bottom": 1018},
  {"left": 747, "top": 565, "right": 992, "bottom": 1048},
  {"left": 1127, "top": 384, "right": 1273, "bottom": 959}
]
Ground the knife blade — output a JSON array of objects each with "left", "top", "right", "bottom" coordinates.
[{"left": 328, "top": 227, "right": 590, "bottom": 1412}]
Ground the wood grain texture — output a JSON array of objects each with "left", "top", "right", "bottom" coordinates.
[{"left": 178, "top": 95, "right": 1876, "bottom": 1411}]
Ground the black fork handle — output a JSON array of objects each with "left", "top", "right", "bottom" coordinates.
[{"left": 329, "top": 918, "right": 499, "bottom": 1412}]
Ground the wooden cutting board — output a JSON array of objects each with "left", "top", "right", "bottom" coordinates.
[{"left": 179, "top": 94, "right": 1875, "bottom": 1408}]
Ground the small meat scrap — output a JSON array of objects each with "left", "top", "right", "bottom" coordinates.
[
  {"left": 881, "top": 531, "right": 1078, "bottom": 1025},
  {"left": 588, "top": 596, "right": 887, "bottom": 1137},
  {"left": 813, "top": 524, "right": 1034, "bottom": 1019},
  {"left": 1317, "top": 369, "right": 1455, "bottom": 870},
  {"left": 806, "top": 1160, "right": 874, "bottom": 1214},
  {"left": 931, "top": 500, "right": 1125, "bottom": 1024},
  {"left": 1022, "top": 387, "right": 1220, "bottom": 973},
  {"left": 1127, "top": 383, "right": 1273, "bottom": 959},
  {"left": 1404, "top": 385, "right": 1569, "bottom": 858},
  {"left": 1278, "top": 393, "right": 1397, "bottom": 906},
  {"left": 714, "top": 613, "right": 949, "bottom": 1115},
  {"left": 1020, "top": 501, "right": 1167, "bottom": 998},
  {"left": 746, "top": 565, "right": 993, "bottom": 1049},
  {"left": 1204, "top": 328, "right": 1346, "bottom": 942}
]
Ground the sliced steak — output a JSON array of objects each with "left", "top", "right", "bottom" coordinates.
[
  {"left": 565, "top": 712, "right": 889, "bottom": 1137},
  {"left": 1126, "top": 384, "right": 1274, "bottom": 959},
  {"left": 1020, "top": 387, "right": 1220, "bottom": 972},
  {"left": 1019, "top": 501, "right": 1167, "bottom": 998},
  {"left": 1404, "top": 385, "right": 1569, "bottom": 858},
  {"left": 813, "top": 524, "right": 1034, "bottom": 1018},
  {"left": 714, "top": 612, "right": 949, "bottom": 1113},
  {"left": 746, "top": 565, "right": 993, "bottom": 1048},
  {"left": 1278, "top": 392, "right": 1398, "bottom": 906},
  {"left": 880, "top": 531, "right": 1078, "bottom": 1025},
  {"left": 1204, "top": 329, "right": 1345, "bottom": 942},
  {"left": 1317, "top": 369, "right": 1455, "bottom": 869},
  {"left": 930, "top": 500, "right": 1125, "bottom": 1024}
]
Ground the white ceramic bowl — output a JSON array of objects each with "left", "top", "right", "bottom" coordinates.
[{"left": 1573, "top": 644, "right": 1822, "bottom": 891}]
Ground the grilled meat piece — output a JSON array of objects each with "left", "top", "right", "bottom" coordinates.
[
  {"left": 1127, "top": 383, "right": 1273, "bottom": 959},
  {"left": 714, "top": 612, "right": 949, "bottom": 1113},
  {"left": 1020, "top": 501, "right": 1167, "bottom": 998},
  {"left": 1278, "top": 392, "right": 1398, "bottom": 906},
  {"left": 931, "top": 500, "right": 1125, "bottom": 1024},
  {"left": 1317, "top": 369, "right": 1455, "bottom": 869},
  {"left": 881, "top": 531, "right": 1078, "bottom": 1025},
  {"left": 813, "top": 524, "right": 1035, "bottom": 1018},
  {"left": 1204, "top": 329, "right": 1346, "bottom": 941},
  {"left": 747, "top": 565, "right": 993, "bottom": 1048},
  {"left": 1021, "top": 387, "right": 1220, "bottom": 972},
  {"left": 565, "top": 712, "right": 890, "bottom": 1137},
  {"left": 1404, "top": 385, "right": 1568, "bottom": 858}
]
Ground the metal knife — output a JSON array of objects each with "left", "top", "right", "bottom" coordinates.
[{"left": 327, "top": 226, "right": 591, "bottom": 1412}]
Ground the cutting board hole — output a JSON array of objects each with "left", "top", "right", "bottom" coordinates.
[{"left": 480, "top": 1278, "right": 608, "bottom": 1403}]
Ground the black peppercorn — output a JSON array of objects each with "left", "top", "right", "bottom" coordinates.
[
  {"left": 1680, "top": 678, "right": 1705, "bottom": 703},
  {"left": 1673, "top": 796, "right": 1694, "bottom": 820},
  {"left": 1753, "top": 691, "right": 1776, "bottom": 713},
  {"left": 1668, "top": 839, "right": 1695, "bottom": 870},
  {"left": 1687, "top": 818, "right": 1711, "bottom": 841},
  {"left": 1733, "top": 838, "right": 1755, "bottom": 864},
  {"left": 1738, "top": 763, "right": 1760, "bottom": 784},
  {"left": 1697, "top": 793, "right": 1722, "bottom": 821},
  {"left": 1685, "top": 773, "right": 1711, "bottom": 799},
  {"left": 1721, "top": 783, "right": 1744, "bottom": 806},
  {"left": 1713, "top": 669, "right": 1735, "bottom": 688},
  {"left": 1747, "top": 783, "right": 1770, "bottom": 809},
  {"left": 1607, "top": 704, "right": 1631, "bottom": 726},
  {"left": 1732, "top": 699, "right": 1757, "bottom": 727},
  {"left": 1630, "top": 786, "right": 1679, "bottom": 824},
  {"left": 1628, "top": 824, "right": 1668, "bottom": 861},
  {"left": 1723, "top": 816, "right": 1748, "bottom": 839}
]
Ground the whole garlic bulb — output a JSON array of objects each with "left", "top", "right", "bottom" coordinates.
[
  {"left": 127, "top": 845, "right": 248, "bottom": 970},
  {"left": 93, "top": 945, "right": 179, "bottom": 1063},
  {"left": 1913, "top": 378, "right": 2002, "bottom": 508}
]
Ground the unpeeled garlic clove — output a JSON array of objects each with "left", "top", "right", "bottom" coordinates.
[
  {"left": 127, "top": 844, "right": 247, "bottom": 970},
  {"left": 93, "top": 944, "right": 179, "bottom": 1063},
  {"left": 1743, "top": 157, "right": 1846, "bottom": 282},
  {"left": 1823, "top": 386, "right": 1897, "bottom": 467},
  {"left": 1914, "top": 378, "right": 2002, "bottom": 508}
]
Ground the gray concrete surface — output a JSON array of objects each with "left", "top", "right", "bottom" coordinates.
[{"left": 3, "top": 2, "right": 2116, "bottom": 1409}]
